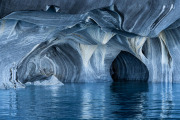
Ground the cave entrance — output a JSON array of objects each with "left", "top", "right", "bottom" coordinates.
[
  {"left": 17, "top": 43, "right": 82, "bottom": 84},
  {"left": 110, "top": 51, "right": 149, "bottom": 82}
]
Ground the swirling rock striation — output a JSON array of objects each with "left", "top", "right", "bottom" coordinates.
[{"left": 0, "top": 0, "right": 180, "bottom": 88}]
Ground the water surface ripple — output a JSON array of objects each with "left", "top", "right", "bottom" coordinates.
[{"left": 0, "top": 82, "right": 179, "bottom": 119}]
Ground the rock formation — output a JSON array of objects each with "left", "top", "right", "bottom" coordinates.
[{"left": 0, "top": 0, "right": 180, "bottom": 89}]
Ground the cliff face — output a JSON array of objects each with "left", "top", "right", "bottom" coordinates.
[{"left": 0, "top": 0, "right": 180, "bottom": 89}]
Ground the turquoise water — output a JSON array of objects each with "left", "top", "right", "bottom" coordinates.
[{"left": 0, "top": 82, "right": 180, "bottom": 119}]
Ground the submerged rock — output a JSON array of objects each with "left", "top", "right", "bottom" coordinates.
[{"left": 26, "top": 75, "right": 64, "bottom": 86}]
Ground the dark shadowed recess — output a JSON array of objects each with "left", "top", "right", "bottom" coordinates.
[{"left": 110, "top": 51, "right": 149, "bottom": 82}]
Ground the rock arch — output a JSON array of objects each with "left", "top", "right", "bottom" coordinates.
[{"left": 110, "top": 51, "right": 149, "bottom": 82}]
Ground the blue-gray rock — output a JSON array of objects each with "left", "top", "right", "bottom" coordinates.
[{"left": 0, "top": 0, "right": 180, "bottom": 89}]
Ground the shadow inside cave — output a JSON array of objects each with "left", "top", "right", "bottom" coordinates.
[{"left": 110, "top": 51, "right": 149, "bottom": 82}]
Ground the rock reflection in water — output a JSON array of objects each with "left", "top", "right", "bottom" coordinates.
[{"left": 0, "top": 82, "right": 179, "bottom": 119}]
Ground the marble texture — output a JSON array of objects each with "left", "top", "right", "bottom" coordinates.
[{"left": 0, "top": 1, "right": 180, "bottom": 89}]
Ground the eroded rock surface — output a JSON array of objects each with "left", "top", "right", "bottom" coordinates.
[{"left": 0, "top": 0, "right": 180, "bottom": 89}]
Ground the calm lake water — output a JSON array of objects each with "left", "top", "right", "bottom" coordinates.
[{"left": 0, "top": 82, "right": 180, "bottom": 119}]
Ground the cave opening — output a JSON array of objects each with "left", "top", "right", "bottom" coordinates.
[
  {"left": 110, "top": 51, "right": 149, "bottom": 82},
  {"left": 17, "top": 43, "right": 82, "bottom": 84}
]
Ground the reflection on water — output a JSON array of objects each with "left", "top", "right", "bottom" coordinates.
[
  {"left": 0, "top": 82, "right": 180, "bottom": 119},
  {"left": 110, "top": 82, "right": 149, "bottom": 119}
]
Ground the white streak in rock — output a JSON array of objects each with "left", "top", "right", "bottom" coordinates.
[
  {"left": 55, "top": 7, "right": 60, "bottom": 12},
  {"left": 45, "top": 5, "right": 50, "bottom": 11},
  {"left": 80, "top": 44, "right": 97, "bottom": 67}
]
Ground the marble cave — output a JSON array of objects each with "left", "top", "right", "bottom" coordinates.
[{"left": 0, "top": 0, "right": 180, "bottom": 89}]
